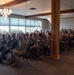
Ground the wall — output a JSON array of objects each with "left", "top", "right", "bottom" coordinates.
[
  {"left": 42, "top": 19, "right": 50, "bottom": 31},
  {"left": 60, "top": 17, "right": 74, "bottom": 30},
  {"left": 42, "top": 17, "right": 74, "bottom": 31}
]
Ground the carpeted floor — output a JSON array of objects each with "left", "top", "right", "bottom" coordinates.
[{"left": 0, "top": 48, "right": 74, "bottom": 75}]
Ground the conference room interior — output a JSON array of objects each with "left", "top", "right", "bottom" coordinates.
[{"left": 0, "top": 0, "right": 74, "bottom": 75}]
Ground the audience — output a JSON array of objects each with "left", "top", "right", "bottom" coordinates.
[
  {"left": 0, "top": 28, "right": 74, "bottom": 67},
  {"left": 0, "top": 34, "right": 18, "bottom": 63}
]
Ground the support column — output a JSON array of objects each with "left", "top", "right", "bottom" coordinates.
[{"left": 50, "top": 0, "right": 60, "bottom": 60}]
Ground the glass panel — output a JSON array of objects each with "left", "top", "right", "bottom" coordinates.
[
  {"left": 0, "top": 17, "right": 9, "bottom": 25},
  {"left": 30, "top": 27, "right": 35, "bottom": 32},
  {"left": 0, "top": 26, "right": 9, "bottom": 33},
  {"left": 18, "top": 26, "right": 25, "bottom": 33},
  {"left": 35, "top": 21, "right": 39, "bottom": 27},
  {"left": 35, "top": 21, "right": 42, "bottom": 27},
  {"left": 26, "top": 19, "right": 30, "bottom": 26},
  {"left": 10, "top": 18, "right": 18, "bottom": 26},
  {"left": 10, "top": 26, "right": 19, "bottom": 33},
  {"left": 30, "top": 20, "right": 35, "bottom": 27},
  {"left": 26, "top": 27, "right": 31, "bottom": 33},
  {"left": 19, "top": 19, "right": 25, "bottom": 26},
  {"left": 34, "top": 27, "right": 42, "bottom": 31},
  {"left": 26, "top": 27, "right": 35, "bottom": 33},
  {"left": 38, "top": 21, "right": 42, "bottom": 27}
]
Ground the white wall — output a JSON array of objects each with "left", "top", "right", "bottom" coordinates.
[
  {"left": 60, "top": 18, "right": 74, "bottom": 30},
  {"left": 42, "top": 19, "right": 50, "bottom": 31},
  {"left": 42, "top": 17, "right": 74, "bottom": 31}
]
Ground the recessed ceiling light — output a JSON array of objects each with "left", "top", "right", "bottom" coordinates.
[{"left": 27, "top": 1, "right": 30, "bottom": 3}]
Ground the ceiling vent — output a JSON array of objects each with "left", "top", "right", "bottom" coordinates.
[{"left": 29, "top": 7, "right": 37, "bottom": 10}]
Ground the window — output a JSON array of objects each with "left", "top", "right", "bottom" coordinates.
[
  {"left": 0, "top": 26, "right": 9, "bottom": 33},
  {"left": 0, "top": 16, "right": 42, "bottom": 33},
  {"left": 26, "top": 27, "right": 31, "bottom": 33},
  {"left": 35, "top": 21, "right": 42, "bottom": 27},
  {"left": 19, "top": 19, "right": 25, "bottom": 26},
  {"left": 31, "top": 20, "right": 35, "bottom": 27},
  {"left": 0, "top": 17, "right": 9, "bottom": 25},
  {"left": 10, "top": 26, "right": 19, "bottom": 33},
  {"left": 35, "top": 21, "right": 39, "bottom": 27},
  {"left": 26, "top": 19, "right": 30, "bottom": 27},
  {"left": 38, "top": 21, "right": 42, "bottom": 27},
  {"left": 30, "top": 27, "right": 35, "bottom": 32},
  {"left": 10, "top": 18, "right": 18, "bottom": 26},
  {"left": 18, "top": 26, "right": 25, "bottom": 33}
]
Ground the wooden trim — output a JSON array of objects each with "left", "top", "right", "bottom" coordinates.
[
  {"left": 26, "top": 9, "right": 74, "bottom": 17},
  {"left": 0, "top": 0, "right": 29, "bottom": 7},
  {"left": 61, "top": 9, "right": 74, "bottom": 14},
  {"left": 26, "top": 12, "right": 51, "bottom": 17}
]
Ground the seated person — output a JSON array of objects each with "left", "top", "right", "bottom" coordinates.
[
  {"left": 0, "top": 34, "right": 18, "bottom": 63},
  {"left": 36, "top": 33, "right": 45, "bottom": 56},
  {"left": 1, "top": 35, "right": 12, "bottom": 50},
  {"left": 43, "top": 33, "right": 51, "bottom": 56},
  {"left": 0, "top": 34, "right": 7, "bottom": 52},
  {"left": 26, "top": 34, "right": 36, "bottom": 58},
  {"left": 10, "top": 34, "right": 27, "bottom": 67}
]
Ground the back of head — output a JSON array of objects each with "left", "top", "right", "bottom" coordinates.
[
  {"left": 19, "top": 34, "right": 24, "bottom": 40},
  {"left": 8, "top": 35, "right": 11, "bottom": 40},
  {"left": 12, "top": 33, "right": 15, "bottom": 39},
  {"left": 39, "top": 33, "right": 42, "bottom": 37},
  {"left": 2, "top": 34, "right": 6, "bottom": 40}
]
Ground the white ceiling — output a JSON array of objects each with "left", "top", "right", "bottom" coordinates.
[
  {"left": 11, "top": 0, "right": 51, "bottom": 16},
  {"left": 0, "top": 0, "right": 74, "bottom": 19},
  {"left": 61, "top": 0, "right": 74, "bottom": 10}
]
